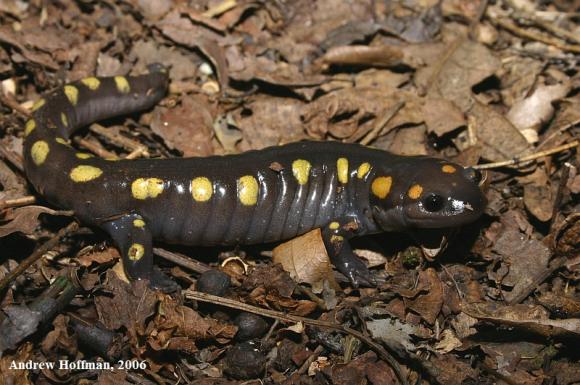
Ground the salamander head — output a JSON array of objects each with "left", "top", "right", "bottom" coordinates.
[{"left": 370, "top": 159, "right": 487, "bottom": 230}]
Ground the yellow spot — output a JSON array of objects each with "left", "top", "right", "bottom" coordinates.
[
  {"left": 55, "top": 137, "right": 70, "bottom": 145},
  {"left": 80, "top": 77, "right": 100, "bottom": 90},
  {"left": 114, "top": 76, "right": 130, "bottom": 94},
  {"left": 64, "top": 85, "right": 79, "bottom": 106},
  {"left": 237, "top": 175, "right": 259, "bottom": 206},
  {"left": 31, "top": 98, "right": 45, "bottom": 112},
  {"left": 408, "top": 184, "right": 423, "bottom": 199},
  {"left": 337, "top": 157, "right": 349, "bottom": 184},
  {"left": 292, "top": 159, "right": 311, "bottom": 185},
  {"left": 128, "top": 243, "right": 145, "bottom": 261},
  {"left": 442, "top": 164, "right": 457, "bottom": 173},
  {"left": 24, "top": 120, "right": 36, "bottom": 136},
  {"left": 105, "top": 157, "right": 120, "bottom": 161},
  {"left": 31, "top": 141, "right": 49, "bottom": 166},
  {"left": 191, "top": 177, "right": 213, "bottom": 202},
  {"left": 133, "top": 219, "right": 145, "bottom": 228},
  {"left": 371, "top": 176, "right": 392, "bottom": 199},
  {"left": 357, "top": 162, "right": 371, "bottom": 179},
  {"left": 76, "top": 153, "right": 94, "bottom": 159},
  {"left": 61, "top": 112, "right": 68, "bottom": 128},
  {"left": 70, "top": 165, "right": 103, "bottom": 182},
  {"left": 329, "top": 221, "right": 340, "bottom": 230},
  {"left": 131, "top": 178, "right": 165, "bottom": 200},
  {"left": 330, "top": 235, "right": 344, "bottom": 243}
]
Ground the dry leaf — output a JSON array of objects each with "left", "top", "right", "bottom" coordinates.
[{"left": 272, "top": 229, "right": 334, "bottom": 293}]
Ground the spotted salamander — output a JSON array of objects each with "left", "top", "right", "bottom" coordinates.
[{"left": 23, "top": 66, "right": 486, "bottom": 291}]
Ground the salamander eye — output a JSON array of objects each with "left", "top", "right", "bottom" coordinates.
[{"left": 423, "top": 194, "right": 444, "bottom": 212}]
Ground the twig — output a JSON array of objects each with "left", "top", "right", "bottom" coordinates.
[
  {"left": 505, "top": 256, "right": 567, "bottom": 305},
  {"left": 0, "top": 142, "right": 24, "bottom": 173},
  {"left": 89, "top": 123, "right": 150, "bottom": 157},
  {"left": 184, "top": 290, "right": 409, "bottom": 385},
  {"left": 73, "top": 137, "right": 118, "bottom": 159},
  {"left": 490, "top": 16, "right": 580, "bottom": 54},
  {"left": 0, "top": 221, "right": 79, "bottom": 293},
  {"left": 530, "top": 17, "right": 580, "bottom": 45},
  {"left": 473, "top": 140, "right": 578, "bottom": 170},
  {"left": 0, "top": 196, "right": 36, "bottom": 210},
  {"left": 360, "top": 102, "right": 405, "bottom": 146},
  {"left": 0, "top": 82, "right": 30, "bottom": 116},
  {"left": 202, "top": 0, "right": 238, "bottom": 18},
  {"left": 537, "top": 117, "right": 580, "bottom": 150},
  {"left": 153, "top": 247, "right": 211, "bottom": 274}
]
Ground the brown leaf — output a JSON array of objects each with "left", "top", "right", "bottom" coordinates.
[
  {"left": 77, "top": 247, "right": 120, "bottom": 268},
  {"left": 150, "top": 97, "right": 215, "bottom": 157},
  {"left": 354, "top": 69, "right": 411, "bottom": 90},
  {"left": 0, "top": 159, "right": 27, "bottom": 200},
  {"left": 0, "top": 206, "right": 72, "bottom": 238},
  {"left": 158, "top": 10, "right": 229, "bottom": 89},
  {"left": 94, "top": 271, "right": 159, "bottom": 331},
  {"left": 272, "top": 228, "right": 334, "bottom": 293},
  {"left": 94, "top": 370, "right": 131, "bottom": 385},
  {"left": 234, "top": 96, "right": 306, "bottom": 151},
  {"left": 469, "top": 102, "right": 531, "bottom": 162},
  {"left": 520, "top": 167, "right": 555, "bottom": 222},
  {"left": 405, "top": 268, "right": 443, "bottom": 324},
  {"left": 378, "top": 124, "right": 428, "bottom": 156},
  {"left": 136, "top": 0, "right": 173, "bottom": 20},
  {"left": 131, "top": 40, "right": 198, "bottom": 82},
  {"left": 41, "top": 315, "right": 77, "bottom": 357},
  {"left": 421, "top": 40, "right": 501, "bottom": 111},
  {"left": 301, "top": 87, "right": 422, "bottom": 141},
  {"left": 429, "top": 353, "right": 479, "bottom": 385},
  {"left": 463, "top": 302, "right": 580, "bottom": 338},
  {"left": 490, "top": 229, "right": 551, "bottom": 303},
  {"left": 0, "top": 342, "right": 34, "bottom": 385},
  {"left": 243, "top": 264, "right": 296, "bottom": 299},
  {"left": 422, "top": 98, "right": 466, "bottom": 136}
]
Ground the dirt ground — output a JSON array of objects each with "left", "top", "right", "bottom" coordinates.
[{"left": 0, "top": 0, "right": 578, "bottom": 384}]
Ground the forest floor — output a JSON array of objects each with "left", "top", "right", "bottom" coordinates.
[{"left": 0, "top": 0, "right": 578, "bottom": 384}]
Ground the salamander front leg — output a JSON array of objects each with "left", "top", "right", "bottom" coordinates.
[
  {"left": 322, "top": 221, "right": 375, "bottom": 288},
  {"left": 101, "top": 214, "right": 179, "bottom": 293}
]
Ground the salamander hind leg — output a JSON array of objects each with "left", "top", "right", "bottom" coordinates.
[
  {"left": 101, "top": 213, "right": 179, "bottom": 293},
  {"left": 322, "top": 221, "right": 376, "bottom": 288}
]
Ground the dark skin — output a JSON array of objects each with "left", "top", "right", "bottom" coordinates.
[{"left": 23, "top": 67, "right": 487, "bottom": 292}]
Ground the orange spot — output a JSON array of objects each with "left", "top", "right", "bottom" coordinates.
[
  {"left": 408, "top": 184, "right": 423, "bottom": 199},
  {"left": 371, "top": 176, "right": 392, "bottom": 199},
  {"left": 442, "top": 165, "right": 457, "bottom": 173}
]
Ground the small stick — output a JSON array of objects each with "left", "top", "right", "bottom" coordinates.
[
  {"left": 0, "top": 221, "right": 79, "bottom": 293},
  {"left": 202, "top": 0, "right": 238, "bottom": 18},
  {"left": 0, "top": 94, "right": 31, "bottom": 116},
  {"left": 537, "top": 117, "right": 580, "bottom": 150},
  {"left": 360, "top": 102, "right": 405, "bottom": 146},
  {"left": 0, "top": 196, "right": 36, "bottom": 209},
  {"left": 185, "top": 290, "right": 417, "bottom": 385},
  {"left": 490, "top": 16, "right": 580, "bottom": 54},
  {"left": 473, "top": 140, "right": 578, "bottom": 170},
  {"left": 89, "top": 123, "right": 149, "bottom": 155},
  {"left": 0, "top": 143, "right": 24, "bottom": 173},
  {"left": 74, "top": 138, "right": 118, "bottom": 159},
  {"left": 153, "top": 247, "right": 211, "bottom": 274}
]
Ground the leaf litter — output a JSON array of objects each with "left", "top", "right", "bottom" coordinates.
[{"left": 0, "top": 0, "right": 578, "bottom": 384}]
